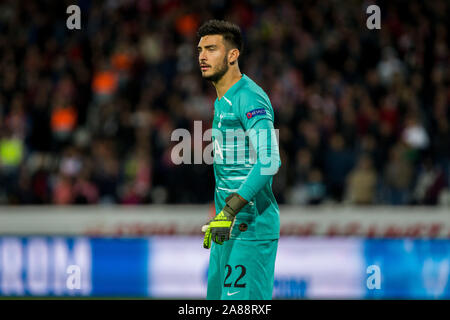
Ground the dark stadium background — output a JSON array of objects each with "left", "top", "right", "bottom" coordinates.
[{"left": 0, "top": 0, "right": 449, "bottom": 300}]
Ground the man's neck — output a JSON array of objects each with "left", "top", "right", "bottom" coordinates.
[{"left": 214, "top": 68, "right": 242, "bottom": 100}]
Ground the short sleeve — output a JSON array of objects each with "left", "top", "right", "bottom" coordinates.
[{"left": 237, "top": 90, "right": 274, "bottom": 130}]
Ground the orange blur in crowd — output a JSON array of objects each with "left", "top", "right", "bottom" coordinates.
[
  {"left": 92, "top": 70, "right": 118, "bottom": 95},
  {"left": 51, "top": 106, "right": 77, "bottom": 133}
]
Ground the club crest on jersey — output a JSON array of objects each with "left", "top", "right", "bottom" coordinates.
[{"left": 246, "top": 108, "right": 266, "bottom": 119}]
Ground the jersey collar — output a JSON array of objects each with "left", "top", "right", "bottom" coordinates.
[{"left": 218, "top": 74, "right": 246, "bottom": 105}]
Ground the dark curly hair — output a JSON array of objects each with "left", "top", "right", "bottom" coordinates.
[{"left": 197, "top": 20, "right": 243, "bottom": 54}]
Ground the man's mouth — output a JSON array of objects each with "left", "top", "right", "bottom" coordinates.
[{"left": 200, "top": 65, "right": 210, "bottom": 71}]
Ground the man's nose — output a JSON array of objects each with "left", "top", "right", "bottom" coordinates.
[{"left": 199, "top": 51, "right": 207, "bottom": 62}]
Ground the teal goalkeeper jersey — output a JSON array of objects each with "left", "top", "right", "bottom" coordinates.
[{"left": 212, "top": 74, "right": 281, "bottom": 240}]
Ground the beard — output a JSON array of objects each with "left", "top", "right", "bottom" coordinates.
[{"left": 202, "top": 56, "right": 229, "bottom": 82}]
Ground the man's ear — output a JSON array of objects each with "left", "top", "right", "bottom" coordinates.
[{"left": 228, "top": 48, "right": 240, "bottom": 65}]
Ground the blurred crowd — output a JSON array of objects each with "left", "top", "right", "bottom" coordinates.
[{"left": 0, "top": 0, "right": 449, "bottom": 206}]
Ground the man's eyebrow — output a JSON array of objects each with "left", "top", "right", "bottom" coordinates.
[{"left": 197, "top": 45, "right": 217, "bottom": 50}]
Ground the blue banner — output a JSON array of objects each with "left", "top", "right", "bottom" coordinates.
[
  {"left": 0, "top": 236, "right": 449, "bottom": 299},
  {"left": 363, "top": 239, "right": 450, "bottom": 299}
]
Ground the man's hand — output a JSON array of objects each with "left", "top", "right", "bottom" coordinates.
[
  {"left": 202, "top": 193, "right": 248, "bottom": 249},
  {"left": 202, "top": 209, "right": 235, "bottom": 248}
]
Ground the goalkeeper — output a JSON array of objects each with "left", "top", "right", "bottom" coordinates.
[{"left": 197, "top": 20, "right": 281, "bottom": 300}]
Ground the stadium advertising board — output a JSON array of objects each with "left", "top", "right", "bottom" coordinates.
[
  {"left": 0, "top": 236, "right": 449, "bottom": 299},
  {"left": 0, "top": 206, "right": 449, "bottom": 238}
]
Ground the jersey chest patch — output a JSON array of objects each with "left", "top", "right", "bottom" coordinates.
[{"left": 216, "top": 112, "right": 240, "bottom": 129}]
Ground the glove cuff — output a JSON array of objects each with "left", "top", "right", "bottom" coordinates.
[{"left": 223, "top": 193, "right": 248, "bottom": 217}]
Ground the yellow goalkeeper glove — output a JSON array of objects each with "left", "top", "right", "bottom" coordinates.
[{"left": 202, "top": 193, "right": 248, "bottom": 249}]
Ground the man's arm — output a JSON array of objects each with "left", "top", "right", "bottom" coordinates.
[{"left": 236, "top": 117, "right": 281, "bottom": 202}]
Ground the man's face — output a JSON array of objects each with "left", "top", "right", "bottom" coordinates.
[{"left": 197, "top": 35, "right": 229, "bottom": 82}]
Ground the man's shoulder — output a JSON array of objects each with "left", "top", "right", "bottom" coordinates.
[
  {"left": 234, "top": 77, "right": 270, "bottom": 105},
  {"left": 240, "top": 75, "right": 266, "bottom": 95}
]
